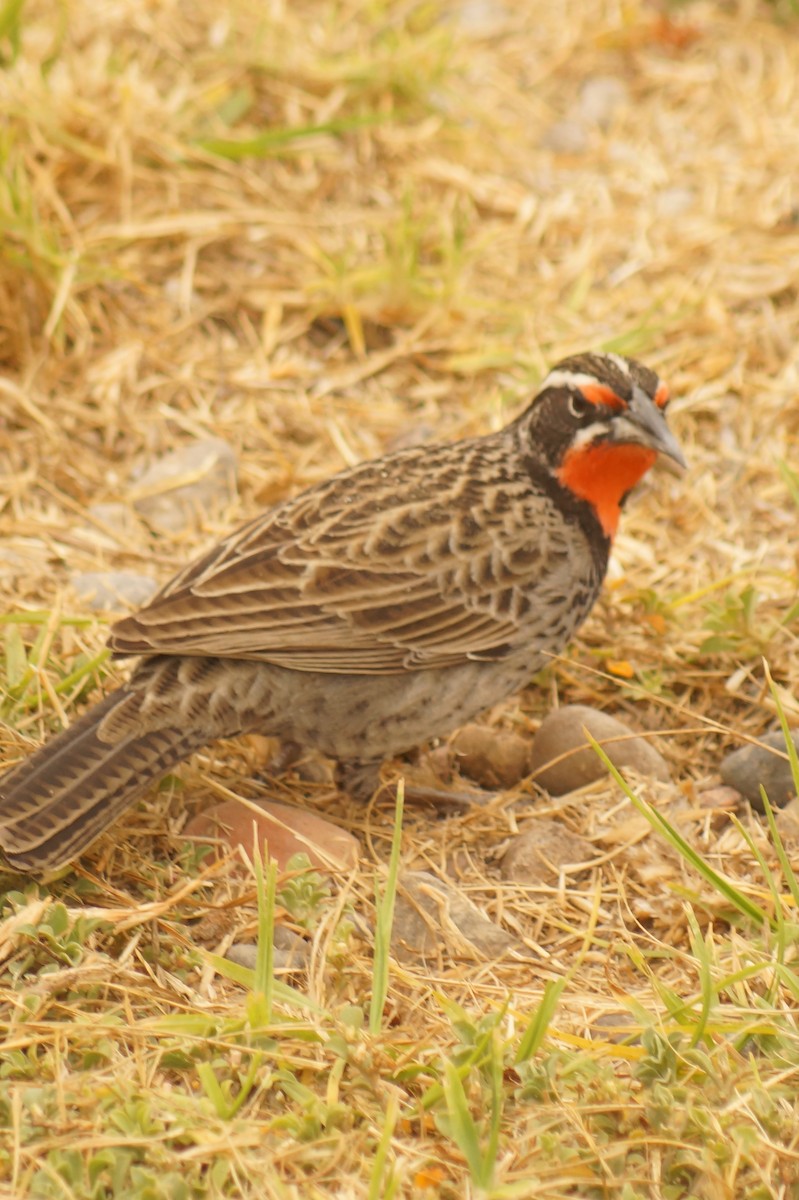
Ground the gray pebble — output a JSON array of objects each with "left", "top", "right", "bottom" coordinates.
[
  {"left": 391, "top": 871, "right": 527, "bottom": 962},
  {"left": 542, "top": 119, "right": 588, "bottom": 155},
  {"left": 578, "top": 76, "right": 629, "bottom": 129},
  {"left": 588, "top": 1011, "right": 642, "bottom": 1045},
  {"left": 87, "top": 502, "right": 141, "bottom": 534},
  {"left": 655, "top": 188, "right": 696, "bottom": 219},
  {"left": 530, "top": 705, "right": 670, "bottom": 795},
  {"left": 457, "top": 0, "right": 509, "bottom": 32},
  {"left": 226, "top": 927, "right": 309, "bottom": 972},
  {"left": 70, "top": 570, "right": 158, "bottom": 610},
  {"left": 720, "top": 731, "right": 799, "bottom": 811},
  {"left": 500, "top": 820, "right": 592, "bottom": 886},
  {"left": 130, "top": 437, "right": 237, "bottom": 531}
]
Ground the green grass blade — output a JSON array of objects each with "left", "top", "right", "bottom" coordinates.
[
  {"left": 369, "top": 779, "right": 404, "bottom": 1035},
  {"left": 761, "top": 789, "right": 799, "bottom": 913},
  {"left": 515, "top": 978, "right": 567, "bottom": 1064},
  {"left": 225, "top": 1051, "right": 263, "bottom": 1120},
  {"left": 587, "top": 735, "right": 771, "bottom": 928},
  {"left": 55, "top": 648, "right": 110, "bottom": 696},
  {"left": 442, "top": 1058, "right": 490, "bottom": 1189},
  {"left": 368, "top": 1090, "right": 400, "bottom": 1200},
  {"left": 198, "top": 113, "right": 389, "bottom": 160},
  {"left": 3, "top": 622, "right": 27, "bottom": 687},
  {"left": 204, "top": 952, "right": 318, "bottom": 1012},
  {"left": 253, "top": 842, "right": 277, "bottom": 1022},
  {"left": 684, "top": 908, "right": 713, "bottom": 1047},
  {"left": 0, "top": 0, "right": 25, "bottom": 48},
  {"left": 196, "top": 1062, "right": 232, "bottom": 1119},
  {"left": 0, "top": 611, "right": 98, "bottom": 627},
  {"left": 485, "top": 1030, "right": 503, "bottom": 1187},
  {"left": 778, "top": 459, "right": 799, "bottom": 510},
  {"left": 764, "top": 661, "right": 799, "bottom": 802}
]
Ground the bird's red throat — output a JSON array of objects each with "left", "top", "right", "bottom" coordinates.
[{"left": 557, "top": 443, "right": 657, "bottom": 539}]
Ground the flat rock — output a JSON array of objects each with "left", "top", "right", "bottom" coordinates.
[
  {"left": 70, "top": 570, "right": 158, "bottom": 610},
  {"left": 0, "top": 543, "right": 50, "bottom": 582},
  {"left": 693, "top": 785, "right": 741, "bottom": 831},
  {"left": 391, "top": 871, "right": 526, "bottom": 963},
  {"left": 588, "top": 1010, "right": 642, "bottom": 1045},
  {"left": 457, "top": 0, "right": 510, "bottom": 33},
  {"left": 184, "top": 799, "right": 360, "bottom": 872},
  {"left": 775, "top": 799, "right": 799, "bottom": 844},
  {"left": 130, "top": 437, "right": 237, "bottom": 531},
  {"left": 720, "top": 731, "right": 799, "bottom": 811},
  {"left": 655, "top": 187, "right": 696, "bottom": 218},
  {"left": 226, "top": 927, "right": 309, "bottom": 972},
  {"left": 578, "top": 76, "right": 629, "bottom": 128},
  {"left": 530, "top": 705, "right": 670, "bottom": 795},
  {"left": 87, "top": 502, "right": 144, "bottom": 542},
  {"left": 500, "top": 820, "right": 592, "bottom": 886},
  {"left": 542, "top": 119, "right": 588, "bottom": 155},
  {"left": 450, "top": 723, "right": 531, "bottom": 789},
  {"left": 695, "top": 785, "right": 742, "bottom": 812}
]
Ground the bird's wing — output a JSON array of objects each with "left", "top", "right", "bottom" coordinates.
[{"left": 109, "top": 440, "right": 558, "bottom": 675}]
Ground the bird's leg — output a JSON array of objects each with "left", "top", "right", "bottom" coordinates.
[
  {"left": 268, "top": 740, "right": 304, "bottom": 774},
  {"left": 337, "top": 759, "right": 384, "bottom": 802},
  {"left": 401, "top": 782, "right": 498, "bottom": 810},
  {"left": 259, "top": 741, "right": 339, "bottom": 787},
  {"left": 338, "top": 756, "right": 497, "bottom": 810}
]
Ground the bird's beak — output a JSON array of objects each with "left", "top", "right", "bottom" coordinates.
[{"left": 613, "top": 385, "right": 688, "bottom": 470}]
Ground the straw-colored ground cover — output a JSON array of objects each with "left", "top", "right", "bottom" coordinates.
[{"left": 2, "top": 0, "right": 799, "bottom": 1195}]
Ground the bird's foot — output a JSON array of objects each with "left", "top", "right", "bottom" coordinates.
[{"left": 338, "top": 757, "right": 496, "bottom": 810}]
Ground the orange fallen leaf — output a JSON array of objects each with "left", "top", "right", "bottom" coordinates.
[
  {"left": 607, "top": 659, "right": 635, "bottom": 679},
  {"left": 650, "top": 16, "right": 702, "bottom": 52},
  {"left": 413, "top": 1167, "right": 447, "bottom": 1189},
  {"left": 644, "top": 612, "right": 667, "bottom": 635}
]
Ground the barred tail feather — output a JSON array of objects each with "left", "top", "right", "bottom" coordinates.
[{"left": 0, "top": 691, "right": 205, "bottom": 872}]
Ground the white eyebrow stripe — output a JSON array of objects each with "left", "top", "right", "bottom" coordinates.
[
  {"left": 541, "top": 370, "right": 605, "bottom": 391},
  {"left": 606, "top": 353, "right": 630, "bottom": 375}
]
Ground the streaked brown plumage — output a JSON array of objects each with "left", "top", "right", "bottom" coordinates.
[{"left": 0, "top": 351, "right": 685, "bottom": 872}]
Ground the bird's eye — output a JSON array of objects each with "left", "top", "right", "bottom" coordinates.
[{"left": 568, "top": 392, "right": 592, "bottom": 420}]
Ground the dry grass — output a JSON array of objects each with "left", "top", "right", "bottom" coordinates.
[{"left": 2, "top": 0, "right": 799, "bottom": 1196}]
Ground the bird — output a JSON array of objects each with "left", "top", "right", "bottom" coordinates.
[{"left": 0, "top": 351, "right": 685, "bottom": 872}]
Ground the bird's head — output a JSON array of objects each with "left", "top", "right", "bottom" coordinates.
[{"left": 519, "top": 351, "right": 686, "bottom": 539}]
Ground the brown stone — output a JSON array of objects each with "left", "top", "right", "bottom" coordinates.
[
  {"left": 695, "top": 785, "right": 742, "bottom": 812},
  {"left": 720, "top": 731, "right": 799, "bottom": 811},
  {"left": 184, "top": 799, "right": 360, "bottom": 872},
  {"left": 530, "top": 705, "right": 670, "bottom": 795},
  {"left": 500, "top": 819, "right": 592, "bottom": 885},
  {"left": 450, "top": 723, "right": 531, "bottom": 789},
  {"left": 391, "top": 871, "right": 527, "bottom": 963}
]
